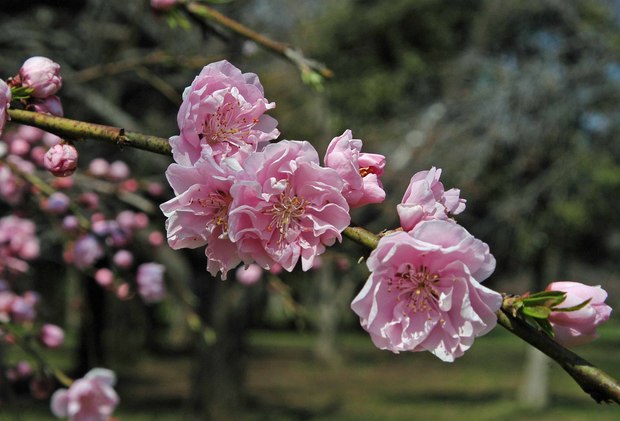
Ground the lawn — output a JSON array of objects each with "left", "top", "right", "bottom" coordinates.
[{"left": 4, "top": 323, "right": 619, "bottom": 420}]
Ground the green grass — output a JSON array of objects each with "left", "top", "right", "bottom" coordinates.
[{"left": 3, "top": 323, "right": 619, "bottom": 420}]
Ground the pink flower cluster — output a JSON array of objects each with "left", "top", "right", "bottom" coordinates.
[
  {"left": 161, "top": 60, "right": 386, "bottom": 279},
  {"left": 0, "top": 215, "right": 40, "bottom": 275},
  {"left": 546, "top": 281, "right": 612, "bottom": 347},
  {"left": 352, "top": 168, "right": 502, "bottom": 361},
  {"left": 51, "top": 368, "right": 119, "bottom": 421}
]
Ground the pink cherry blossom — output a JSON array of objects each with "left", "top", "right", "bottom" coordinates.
[
  {"left": 50, "top": 368, "right": 119, "bottom": 421},
  {"left": 324, "top": 130, "right": 386, "bottom": 208},
  {"left": 107, "top": 160, "right": 130, "bottom": 181},
  {"left": 160, "top": 155, "right": 243, "bottom": 279},
  {"left": 44, "top": 143, "right": 78, "bottom": 177},
  {"left": 0, "top": 79, "right": 11, "bottom": 136},
  {"left": 546, "top": 281, "right": 612, "bottom": 347},
  {"left": 351, "top": 220, "right": 501, "bottom": 362},
  {"left": 171, "top": 60, "right": 279, "bottom": 166},
  {"left": 72, "top": 235, "right": 103, "bottom": 269},
  {"left": 19, "top": 56, "right": 62, "bottom": 99},
  {"left": 228, "top": 140, "right": 350, "bottom": 272},
  {"left": 397, "top": 167, "right": 466, "bottom": 231},
  {"left": 40, "top": 324, "right": 64, "bottom": 349},
  {"left": 136, "top": 262, "right": 166, "bottom": 303}
]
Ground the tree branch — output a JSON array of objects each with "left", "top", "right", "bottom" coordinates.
[
  {"left": 7, "top": 109, "right": 171, "bottom": 156},
  {"left": 496, "top": 306, "right": 620, "bottom": 404}
]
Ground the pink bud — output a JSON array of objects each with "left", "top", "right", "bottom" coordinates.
[
  {"left": 62, "top": 215, "right": 79, "bottom": 232},
  {"left": 88, "top": 158, "right": 109, "bottom": 177},
  {"left": 19, "top": 56, "right": 62, "bottom": 98},
  {"left": 52, "top": 176, "right": 74, "bottom": 190},
  {"left": 147, "top": 182, "right": 165, "bottom": 197},
  {"left": 112, "top": 249, "right": 133, "bottom": 269},
  {"left": 0, "top": 79, "right": 11, "bottom": 137},
  {"left": 269, "top": 263, "right": 283, "bottom": 275},
  {"left": 116, "top": 283, "right": 131, "bottom": 300},
  {"left": 10, "top": 138, "right": 31, "bottom": 156},
  {"left": 30, "top": 146, "right": 47, "bottom": 166},
  {"left": 133, "top": 213, "right": 149, "bottom": 229},
  {"left": 120, "top": 178, "right": 139, "bottom": 192},
  {"left": 136, "top": 263, "right": 166, "bottom": 303},
  {"left": 95, "top": 268, "right": 114, "bottom": 288},
  {"left": 236, "top": 264, "right": 263, "bottom": 285},
  {"left": 107, "top": 160, "right": 130, "bottom": 181},
  {"left": 546, "top": 281, "right": 612, "bottom": 347},
  {"left": 79, "top": 192, "right": 100, "bottom": 210},
  {"left": 42, "top": 192, "right": 70, "bottom": 214},
  {"left": 39, "top": 324, "right": 64, "bottom": 348},
  {"left": 148, "top": 231, "right": 164, "bottom": 247},
  {"left": 44, "top": 144, "right": 78, "bottom": 177},
  {"left": 151, "top": 0, "right": 178, "bottom": 11},
  {"left": 30, "top": 95, "right": 63, "bottom": 116}
]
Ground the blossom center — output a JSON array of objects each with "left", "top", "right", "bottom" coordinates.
[
  {"left": 359, "top": 166, "right": 376, "bottom": 177},
  {"left": 264, "top": 190, "right": 308, "bottom": 243},
  {"left": 388, "top": 265, "right": 441, "bottom": 314},
  {"left": 195, "top": 190, "right": 231, "bottom": 233},
  {"left": 201, "top": 100, "right": 259, "bottom": 149}
]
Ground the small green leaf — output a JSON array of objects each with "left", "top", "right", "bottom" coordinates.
[
  {"left": 522, "top": 291, "right": 566, "bottom": 307},
  {"left": 552, "top": 297, "right": 592, "bottom": 312},
  {"left": 534, "top": 318, "right": 555, "bottom": 338},
  {"left": 10, "top": 86, "right": 34, "bottom": 100},
  {"left": 522, "top": 305, "right": 551, "bottom": 319}
]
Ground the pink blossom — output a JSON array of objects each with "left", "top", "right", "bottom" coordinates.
[
  {"left": 148, "top": 231, "right": 164, "bottom": 246},
  {"left": 171, "top": 60, "right": 279, "bottom": 166},
  {"left": 19, "top": 56, "right": 62, "bottom": 99},
  {"left": 107, "top": 160, "right": 130, "bottom": 181},
  {"left": 50, "top": 368, "right": 119, "bottom": 421},
  {"left": 44, "top": 144, "right": 78, "bottom": 177},
  {"left": 546, "top": 281, "right": 612, "bottom": 347},
  {"left": 136, "top": 263, "right": 166, "bottom": 303},
  {"left": 112, "top": 250, "right": 133, "bottom": 269},
  {"left": 0, "top": 215, "right": 39, "bottom": 274},
  {"left": 88, "top": 158, "right": 109, "bottom": 177},
  {"left": 42, "top": 192, "right": 70, "bottom": 214},
  {"left": 40, "top": 324, "right": 64, "bottom": 348},
  {"left": 0, "top": 79, "right": 11, "bottom": 136},
  {"left": 351, "top": 220, "right": 501, "bottom": 362},
  {"left": 94, "top": 268, "right": 114, "bottom": 288},
  {"left": 324, "top": 130, "right": 386, "bottom": 208},
  {"left": 236, "top": 264, "right": 263, "bottom": 285},
  {"left": 31, "top": 95, "right": 64, "bottom": 116},
  {"left": 151, "top": 0, "right": 178, "bottom": 11},
  {"left": 160, "top": 155, "right": 243, "bottom": 279},
  {"left": 397, "top": 167, "right": 466, "bottom": 231},
  {"left": 228, "top": 140, "right": 350, "bottom": 272},
  {"left": 72, "top": 235, "right": 103, "bottom": 269}
]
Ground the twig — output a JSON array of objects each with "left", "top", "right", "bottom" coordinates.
[
  {"left": 496, "top": 306, "right": 620, "bottom": 404},
  {"left": 184, "top": 2, "right": 334, "bottom": 80},
  {"left": 7, "top": 109, "right": 171, "bottom": 156}
]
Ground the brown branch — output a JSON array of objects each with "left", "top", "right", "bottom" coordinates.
[
  {"left": 496, "top": 306, "right": 620, "bottom": 404},
  {"left": 7, "top": 109, "right": 172, "bottom": 156},
  {"left": 184, "top": 2, "right": 334, "bottom": 80}
]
